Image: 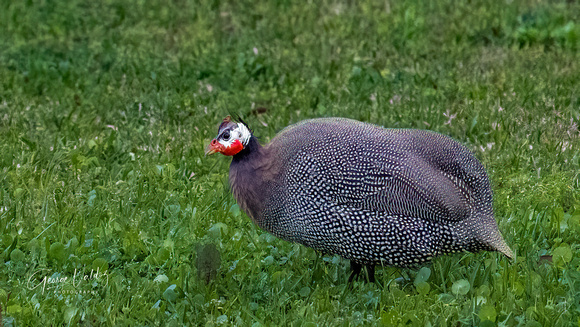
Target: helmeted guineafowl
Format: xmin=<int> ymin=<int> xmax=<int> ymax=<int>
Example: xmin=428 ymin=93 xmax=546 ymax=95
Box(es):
xmin=206 ymin=116 xmax=513 ymax=282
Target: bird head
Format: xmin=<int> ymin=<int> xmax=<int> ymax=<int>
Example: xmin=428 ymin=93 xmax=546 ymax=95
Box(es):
xmin=205 ymin=116 xmax=252 ymax=156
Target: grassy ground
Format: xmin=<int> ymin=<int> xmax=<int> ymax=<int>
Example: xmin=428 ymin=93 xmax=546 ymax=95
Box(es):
xmin=1 ymin=0 xmax=579 ymax=325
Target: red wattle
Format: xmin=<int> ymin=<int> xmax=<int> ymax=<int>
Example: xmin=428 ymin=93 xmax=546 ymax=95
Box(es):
xmin=222 ymin=140 xmax=244 ymax=156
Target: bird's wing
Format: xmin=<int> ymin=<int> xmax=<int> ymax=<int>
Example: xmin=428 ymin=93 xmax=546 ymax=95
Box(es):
xmin=277 ymin=119 xmax=489 ymax=224
xmin=326 ymin=152 xmax=476 ymax=223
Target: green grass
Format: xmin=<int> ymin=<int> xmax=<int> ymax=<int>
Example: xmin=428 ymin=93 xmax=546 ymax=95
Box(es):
xmin=1 ymin=0 xmax=579 ymax=325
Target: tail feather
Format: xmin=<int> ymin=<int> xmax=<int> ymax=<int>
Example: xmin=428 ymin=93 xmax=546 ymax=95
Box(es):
xmin=490 ymin=235 xmax=514 ymax=260
xmin=461 ymin=213 xmax=513 ymax=259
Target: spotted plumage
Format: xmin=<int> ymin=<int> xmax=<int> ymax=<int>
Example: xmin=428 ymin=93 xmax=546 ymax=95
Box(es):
xmin=207 ymin=117 xmax=513 ymax=281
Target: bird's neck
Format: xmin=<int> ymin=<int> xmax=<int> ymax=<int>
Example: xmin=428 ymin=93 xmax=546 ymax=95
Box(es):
xmin=229 ymin=136 xmax=273 ymax=226
xmin=232 ymin=135 xmax=262 ymax=162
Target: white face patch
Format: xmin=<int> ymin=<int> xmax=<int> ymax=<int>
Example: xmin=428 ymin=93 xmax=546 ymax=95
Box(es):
xmin=236 ymin=123 xmax=252 ymax=145
xmin=217 ymin=123 xmax=252 ymax=148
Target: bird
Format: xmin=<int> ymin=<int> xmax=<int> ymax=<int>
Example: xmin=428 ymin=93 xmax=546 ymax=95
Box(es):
xmin=206 ymin=116 xmax=513 ymax=282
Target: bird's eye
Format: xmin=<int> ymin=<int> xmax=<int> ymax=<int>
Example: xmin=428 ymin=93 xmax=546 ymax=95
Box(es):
xmin=222 ymin=131 xmax=231 ymax=140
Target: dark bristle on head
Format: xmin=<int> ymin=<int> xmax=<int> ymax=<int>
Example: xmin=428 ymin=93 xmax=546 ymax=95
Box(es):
xmin=233 ymin=114 xmax=252 ymax=133
xmin=236 ymin=114 xmax=253 ymax=132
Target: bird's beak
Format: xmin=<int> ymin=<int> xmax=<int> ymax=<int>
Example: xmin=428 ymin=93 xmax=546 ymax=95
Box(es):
xmin=205 ymin=139 xmax=220 ymax=156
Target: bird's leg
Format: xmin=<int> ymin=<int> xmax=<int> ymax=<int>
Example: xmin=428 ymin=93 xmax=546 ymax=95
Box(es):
xmin=348 ymin=262 xmax=376 ymax=283
xmin=366 ymin=265 xmax=376 ymax=283
xmin=348 ymin=261 xmax=363 ymax=283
